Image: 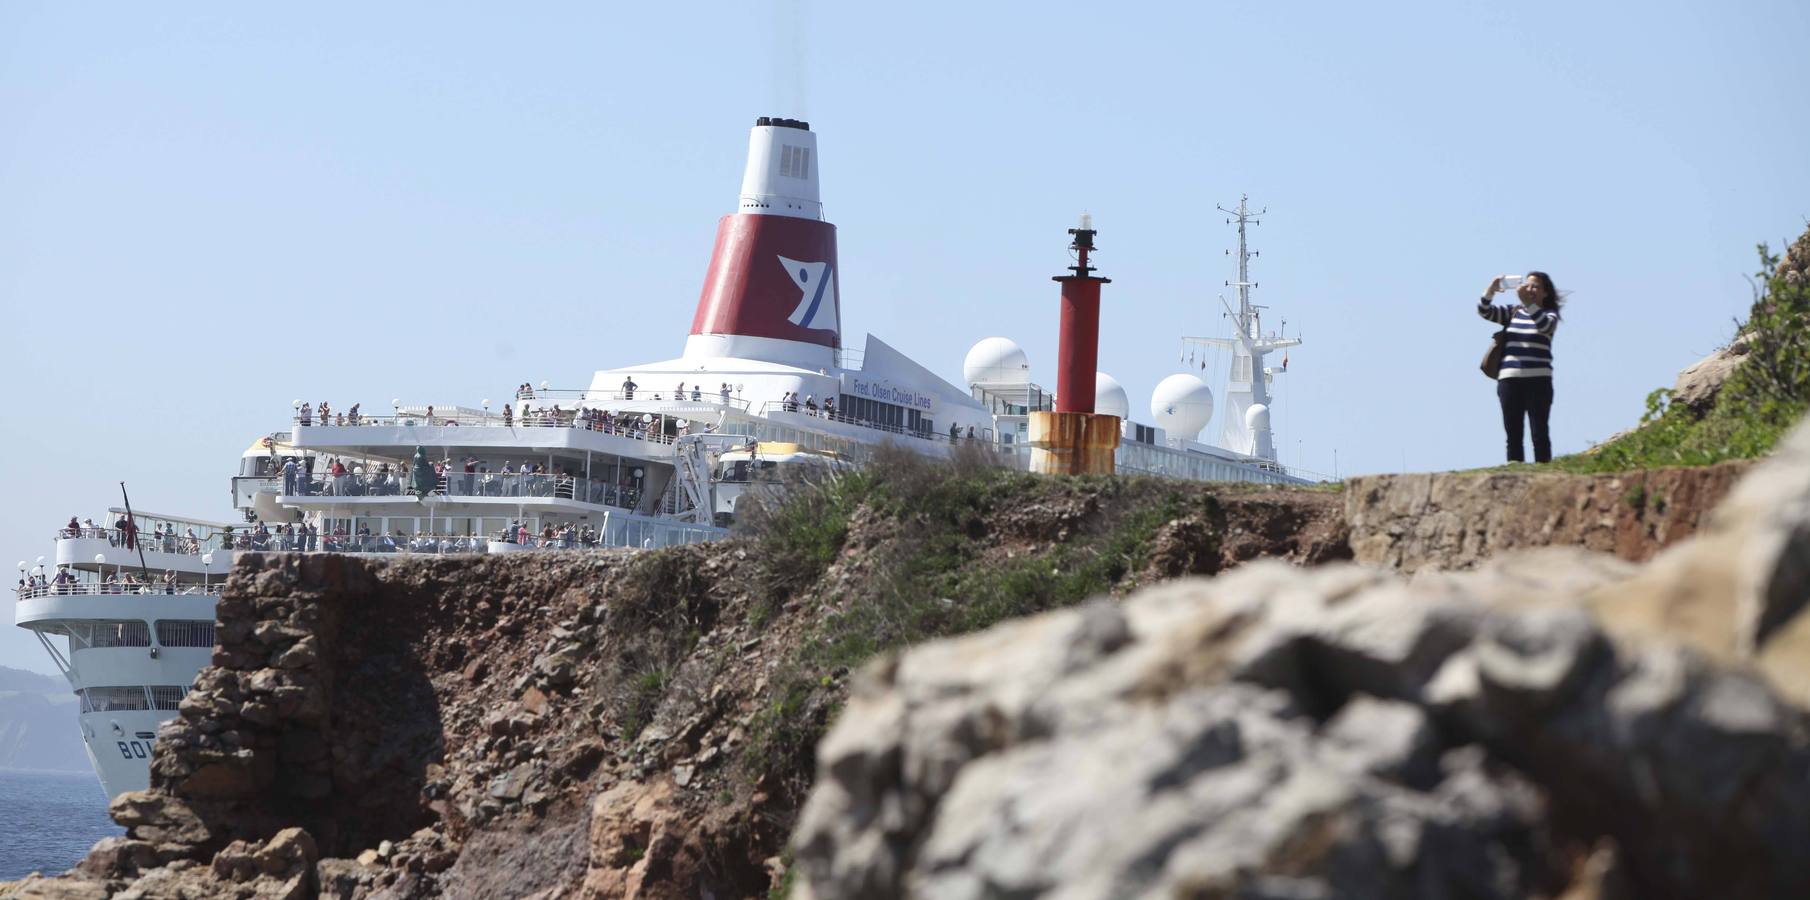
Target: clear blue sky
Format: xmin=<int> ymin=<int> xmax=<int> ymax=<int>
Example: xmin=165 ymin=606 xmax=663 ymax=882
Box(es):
xmin=3 ymin=2 xmax=1807 ymax=673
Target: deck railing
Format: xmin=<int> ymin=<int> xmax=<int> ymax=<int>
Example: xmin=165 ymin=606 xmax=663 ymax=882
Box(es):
xmin=755 ymin=401 xmax=988 ymax=445
xmin=15 ymin=583 xmax=224 ymax=601
xmin=271 ymin=469 xmax=648 ymax=510
xmin=291 ymin=392 xmax=752 ymax=429
xmin=54 ymin=527 xmax=238 ymax=556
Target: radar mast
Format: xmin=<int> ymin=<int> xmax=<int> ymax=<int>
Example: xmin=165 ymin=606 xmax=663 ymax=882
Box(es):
xmin=1180 ymin=195 xmax=1301 ymax=462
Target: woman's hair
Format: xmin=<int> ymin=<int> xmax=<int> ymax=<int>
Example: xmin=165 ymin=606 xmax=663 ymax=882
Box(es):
xmin=1528 ymin=271 xmax=1563 ymax=319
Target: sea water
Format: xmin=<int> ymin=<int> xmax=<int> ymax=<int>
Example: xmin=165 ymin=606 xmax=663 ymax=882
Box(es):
xmin=0 ymin=769 xmax=120 ymax=880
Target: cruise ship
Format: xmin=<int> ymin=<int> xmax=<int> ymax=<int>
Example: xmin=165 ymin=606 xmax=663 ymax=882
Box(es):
xmin=16 ymin=116 xmax=1315 ymax=800
xmin=15 ymin=510 xmax=231 ymax=798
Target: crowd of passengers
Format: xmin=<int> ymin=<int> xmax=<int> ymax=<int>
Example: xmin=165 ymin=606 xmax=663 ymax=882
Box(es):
xmin=294 ymin=401 xmax=364 ymax=426
xmin=276 ymin=456 xmax=643 ymax=507
xmin=492 ymin=520 xmax=608 ymax=549
xmin=16 ymin=565 xmax=194 ymax=599
xmin=59 ymin=516 xmax=210 ymax=554
xmin=205 ymin=520 xmax=610 ymax=553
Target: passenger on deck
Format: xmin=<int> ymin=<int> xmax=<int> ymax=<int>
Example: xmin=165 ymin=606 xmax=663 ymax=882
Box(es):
xmin=502 ymin=403 xmax=513 ymax=426
xmin=299 ymin=403 xmax=313 ymax=426
xmin=949 ymin=421 xmax=960 ymax=441
xmin=319 ymin=401 xmax=331 ymax=423
xmin=64 ymin=516 xmax=79 ymax=538
xmin=719 ymin=383 xmax=731 ymax=404
xmin=163 ymin=570 xmax=176 ymax=594
xmin=691 ymin=385 xmax=701 ymax=401
xmin=622 ymin=377 xmax=637 ymax=400
xmin=282 ymin=458 xmax=297 ymax=495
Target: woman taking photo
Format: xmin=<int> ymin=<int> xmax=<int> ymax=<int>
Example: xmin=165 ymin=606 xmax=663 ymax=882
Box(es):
xmin=1477 ymin=271 xmax=1561 ymax=463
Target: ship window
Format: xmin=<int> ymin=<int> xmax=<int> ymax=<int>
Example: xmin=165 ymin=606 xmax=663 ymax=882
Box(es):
xmin=149 ymin=686 xmax=186 ymax=711
xmin=67 ymin=620 xmax=152 ymax=649
xmin=156 ymin=620 xmax=216 ymax=648
xmin=84 ymin=686 xmax=149 ymax=711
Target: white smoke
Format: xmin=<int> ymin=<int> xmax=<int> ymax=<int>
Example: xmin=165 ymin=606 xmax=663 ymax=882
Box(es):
xmin=770 ymin=0 xmax=809 ymax=119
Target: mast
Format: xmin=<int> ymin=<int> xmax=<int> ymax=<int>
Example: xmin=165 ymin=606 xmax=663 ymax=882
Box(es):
xmin=1179 ymin=195 xmax=1301 ymax=462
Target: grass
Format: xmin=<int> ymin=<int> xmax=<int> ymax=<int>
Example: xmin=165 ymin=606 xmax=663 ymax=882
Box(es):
xmin=618 ymin=668 xmax=669 ymax=742
xmin=739 ymin=445 xmax=1211 ymax=792
xmin=1544 ymin=238 xmax=1809 ymax=474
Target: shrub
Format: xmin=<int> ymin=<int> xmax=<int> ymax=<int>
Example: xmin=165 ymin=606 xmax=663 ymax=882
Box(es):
xmin=1554 ymin=232 xmax=1810 ymax=473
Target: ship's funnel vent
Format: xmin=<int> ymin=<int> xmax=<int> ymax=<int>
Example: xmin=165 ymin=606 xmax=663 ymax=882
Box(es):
xmin=686 ymin=118 xmax=842 ymax=364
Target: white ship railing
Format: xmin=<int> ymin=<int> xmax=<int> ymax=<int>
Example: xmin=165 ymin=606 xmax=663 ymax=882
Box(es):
xmin=15 ymin=583 xmax=224 ymax=602
xmin=293 ymin=393 xmax=753 ymax=428
xmin=754 ymin=401 xmax=990 ymax=445
xmin=264 ymin=470 xmax=651 ymax=509
xmin=54 ymin=527 xmax=239 ymax=556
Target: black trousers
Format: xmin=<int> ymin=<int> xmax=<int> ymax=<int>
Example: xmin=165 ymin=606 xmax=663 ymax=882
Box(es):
xmin=1497 ymin=376 xmax=1554 ymax=463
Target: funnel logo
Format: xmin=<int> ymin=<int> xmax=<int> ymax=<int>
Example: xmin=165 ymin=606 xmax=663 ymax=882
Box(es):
xmin=778 ymin=255 xmax=837 ymax=331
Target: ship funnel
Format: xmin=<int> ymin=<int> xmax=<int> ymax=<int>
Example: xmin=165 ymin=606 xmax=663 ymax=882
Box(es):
xmin=739 ymin=118 xmax=821 ymax=219
xmin=686 ymin=117 xmax=842 ymax=369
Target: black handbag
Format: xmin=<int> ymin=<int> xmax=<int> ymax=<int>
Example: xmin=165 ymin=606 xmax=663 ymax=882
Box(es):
xmin=1480 ymin=329 xmax=1509 ymax=380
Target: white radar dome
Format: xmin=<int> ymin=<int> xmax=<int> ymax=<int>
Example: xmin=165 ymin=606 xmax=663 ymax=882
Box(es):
xmin=1151 ymin=373 xmax=1215 ymax=439
xmin=1094 ymin=372 xmax=1130 ymax=420
xmin=1245 ymin=403 xmax=1271 ymax=433
xmin=964 ymin=337 xmax=1030 ymax=386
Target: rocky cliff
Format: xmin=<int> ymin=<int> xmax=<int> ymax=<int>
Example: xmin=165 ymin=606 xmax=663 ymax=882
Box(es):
xmin=792 ymin=422 xmax=1810 ymax=899
xmin=3 ymin=473 xmax=1349 ymax=898
xmin=1344 ymin=462 xmax=1750 ymax=573
xmin=0 ymin=429 xmax=1788 ymax=898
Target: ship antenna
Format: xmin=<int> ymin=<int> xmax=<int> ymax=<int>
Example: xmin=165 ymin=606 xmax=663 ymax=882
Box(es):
xmin=1177 ymin=195 xmax=1304 ymax=465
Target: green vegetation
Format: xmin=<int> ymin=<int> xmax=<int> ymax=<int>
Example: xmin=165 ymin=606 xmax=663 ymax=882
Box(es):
xmin=739 ymin=444 xmax=1211 ymax=790
xmin=1551 ymin=237 xmax=1810 ymax=473
xmin=618 ymin=667 xmax=669 ymax=741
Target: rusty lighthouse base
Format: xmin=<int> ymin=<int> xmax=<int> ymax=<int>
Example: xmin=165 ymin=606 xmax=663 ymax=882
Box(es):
xmin=1027 ymin=411 xmax=1121 ymax=475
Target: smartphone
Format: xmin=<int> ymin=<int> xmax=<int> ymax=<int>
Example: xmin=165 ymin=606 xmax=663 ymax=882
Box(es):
xmin=1498 ymin=275 xmax=1524 ymax=292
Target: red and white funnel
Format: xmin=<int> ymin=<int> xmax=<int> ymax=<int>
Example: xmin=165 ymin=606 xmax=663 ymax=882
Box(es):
xmin=685 ymin=117 xmax=842 ymax=369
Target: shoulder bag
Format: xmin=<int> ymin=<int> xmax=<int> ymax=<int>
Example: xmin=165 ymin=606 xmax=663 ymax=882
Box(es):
xmin=1480 ymin=328 xmax=1510 ymax=380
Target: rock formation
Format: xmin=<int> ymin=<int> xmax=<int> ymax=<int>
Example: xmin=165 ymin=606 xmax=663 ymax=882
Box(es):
xmin=791 ymin=422 xmax=1810 ymax=899
xmin=1344 ymin=461 xmax=1748 ymax=573
xmin=0 ymin=422 xmax=1798 ymax=898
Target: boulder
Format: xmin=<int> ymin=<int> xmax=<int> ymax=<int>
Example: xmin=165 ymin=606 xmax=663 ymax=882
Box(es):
xmin=792 ymin=533 xmax=1810 ymax=899
xmin=1671 ymin=337 xmax=1749 ymax=413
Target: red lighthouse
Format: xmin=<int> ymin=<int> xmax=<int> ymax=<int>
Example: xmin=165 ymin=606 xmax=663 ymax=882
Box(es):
xmin=1030 ymin=216 xmax=1121 ymax=474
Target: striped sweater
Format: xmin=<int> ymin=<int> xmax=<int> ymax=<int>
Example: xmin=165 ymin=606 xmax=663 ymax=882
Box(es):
xmin=1478 ymin=299 xmax=1558 ymax=378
